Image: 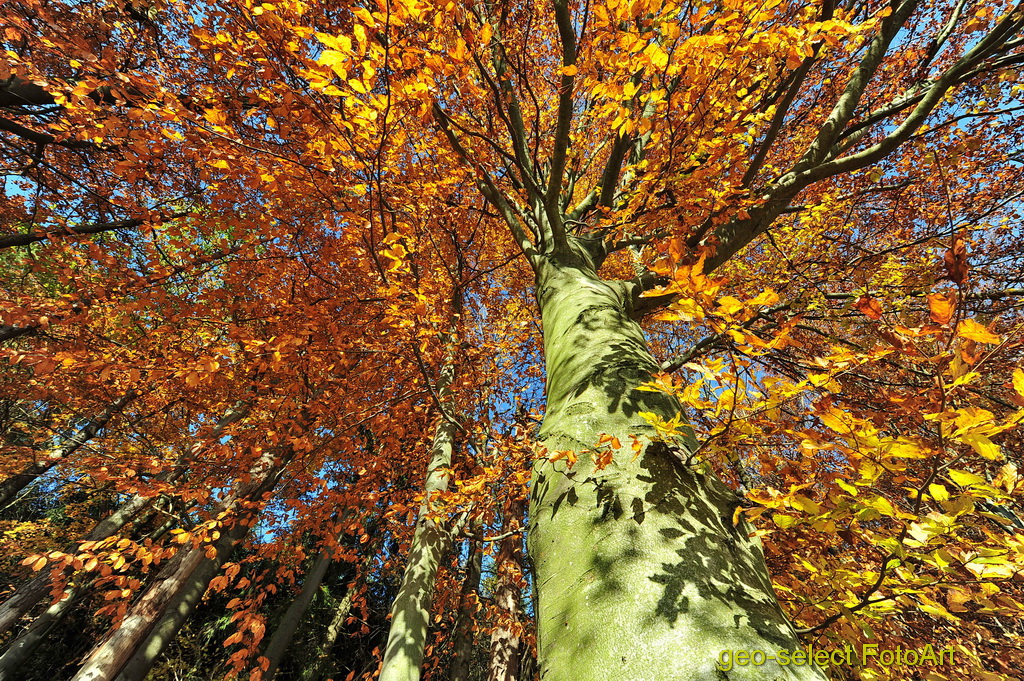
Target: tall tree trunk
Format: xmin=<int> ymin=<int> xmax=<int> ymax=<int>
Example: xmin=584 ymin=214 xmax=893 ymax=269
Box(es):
xmin=111 ymin=516 xmax=253 ymax=681
xmin=528 ymin=256 xmax=824 ymax=681
xmin=448 ymin=532 xmax=482 ymax=681
xmin=0 ymin=578 xmax=86 ymax=681
xmin=260 ymin=545 xmax=335 ymax=681
xmin=0 ymin=391 xmax=135 ymax=509
xmin=487 ymin=502 xmax=523 ymax=681
xmin=302 ymin=533 xmax=382 ymax=681
xmin=301 ymin=579 xmax=357 ymax=681
xmin=378 ymin=357 xmax=459 ymax=681
xmin=72 ymin=445 xmax=283 ymax=681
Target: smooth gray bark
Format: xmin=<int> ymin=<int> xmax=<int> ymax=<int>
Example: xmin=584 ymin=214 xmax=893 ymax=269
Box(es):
xmin=0 ymin=392 xmax=135 ymax=509
xmin=261 ymin=547 xmax=335 ymax=680
xmin=112 ymin=517 xmax=252 ymax=681
xmin=527 ymin=256 xmax=825 ymax=681
xmin=449 ymin=534 xmax=482 ymax=681
xmin=378 ymin=357 xmax=459 ymax=681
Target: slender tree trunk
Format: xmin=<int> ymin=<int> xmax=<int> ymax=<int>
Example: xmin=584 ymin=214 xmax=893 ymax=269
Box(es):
xmin=527 ymin=257 xmax=825 ymax=681
xmin=449 ymin=532 xmax=482 ymax=681
xmin=302 ymin=584 xmax=355 ymax=681
xmin=303 ymin=535 xmax=381 ymax=681
xmin=72 ymin=446 xmax=283 ymax=681
xmin=487 ymin=502 xmax=523 ymax=681
xmin=0 ymin=514 xmax=176 ymax=680
xmin=0 ymin=578 xmax=86 ymax=681
xmin=0 ymin=401 xmax=250 ymax=638
xmin=111 ymin=516 xmax=252 ymax=681
xmin=261 ymin=546 xmax=336 ymax=680
xmin=0 ymin=392 xmax=135 ymax=509
xmin=378 ymin=357 xmax=459 ymax=681
xmin=0 ymin=491 xmax=155 ymax=637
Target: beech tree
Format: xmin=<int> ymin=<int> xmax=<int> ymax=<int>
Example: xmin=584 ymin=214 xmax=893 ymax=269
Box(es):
xmin=3 ymin=0 xmax=1024 ymax=680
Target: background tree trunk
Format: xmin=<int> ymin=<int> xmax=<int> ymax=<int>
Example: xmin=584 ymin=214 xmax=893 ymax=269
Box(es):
xmin=0 ymin=400 xmax=249 ymax=638
xmin=112 ymin=516 xmax=253 ymax=681
xmin=0 ymin=511 xmax=176 ymax=680
xmin=378 ymin=357 xmax=459 ymax=681
xmin=301 ymin=578 xmax=358 ymax=681
xmin=449 ymin=532 xmax=482 ymax=681
xmin=261 ymin=545 xmax=336 ymax=680
xmin=487 ymin=501 xmax=523 ymax=681
xmin=72 ymin=445 xmax=283 ymax=681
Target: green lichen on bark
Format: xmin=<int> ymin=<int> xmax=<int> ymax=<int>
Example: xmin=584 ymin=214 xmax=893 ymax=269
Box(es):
xmin=528 ymin=257 xmax=825 ymax=681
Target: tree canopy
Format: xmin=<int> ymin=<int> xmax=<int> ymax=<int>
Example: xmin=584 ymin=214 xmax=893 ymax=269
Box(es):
xmin=2 ymin=0 xmax=1024 ymax=680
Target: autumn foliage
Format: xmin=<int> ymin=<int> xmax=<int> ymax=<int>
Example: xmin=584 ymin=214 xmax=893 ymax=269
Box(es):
xmin=2 ymin=0 xmax=1024 ymax=680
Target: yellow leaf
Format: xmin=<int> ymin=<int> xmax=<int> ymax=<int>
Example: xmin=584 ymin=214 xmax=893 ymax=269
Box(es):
xmin=863 ymin=495 xmax=896 ymax=517
xmin=957 ymin=318 xmax=1000 ymax=344
xmin=1012 ymin=367 xmax=1024 ymax=397
xmin=948 ymin=469 xmax=986 ymax=487
xmin=353 ymin=7 xmax=375 ymax=25
xmin=716 ymin=296 xmax=744 ymax=316
xmin=791 ymin=495 xmax=822 ymax=515
xmin=836 ymin=479 xmax=858 ymax=496
xmin=962 ymin=433 xmax=1003 ymax=460
xmin=316 ymin=33 xmax=352 ymax=53
xmin=549 ymin=449 xmax=578 ymax=467
xmin=318 ymin=49 xmax=349 ymax=78
xmin=747 ymin=288 xmax=779 ymax=307
xmin=928 ymin=483 xmax=949 ymax=501
xmin=643 ymin=42 xmax=669 ymax=69
xmin=667 ymin=298 xmax=704 ymax=321
xmin=773 ymin=515 xmax=798 ymax=528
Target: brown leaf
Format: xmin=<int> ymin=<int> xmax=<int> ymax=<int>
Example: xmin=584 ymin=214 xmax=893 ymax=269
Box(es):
xmin=942 ymin=235 xmax=969 ymax=286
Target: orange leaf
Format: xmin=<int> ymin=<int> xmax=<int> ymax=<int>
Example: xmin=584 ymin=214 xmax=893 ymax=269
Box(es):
xmin=927 ymin=292 xmax=955 ymax=325
xmin=854 ymin=296 xmax=883 ymax=320
xmin=942 ymin=236 xmax=969 ymax=286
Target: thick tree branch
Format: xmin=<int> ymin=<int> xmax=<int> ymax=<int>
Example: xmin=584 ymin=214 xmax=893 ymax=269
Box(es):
xmin=545 ymin=0 xmax=579 ymax=255
xmin=0 ymin=214 xmax=183 ymax=249
xmin=0 ymin=117 xmax=103 ymax=150
xmin=433 ymin=104 xmax=539 ymax=267
xmin=706 ymin=3 xmax=1024 ymax=273
xmin=787 ymin=0 xmax=921 ymax=177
